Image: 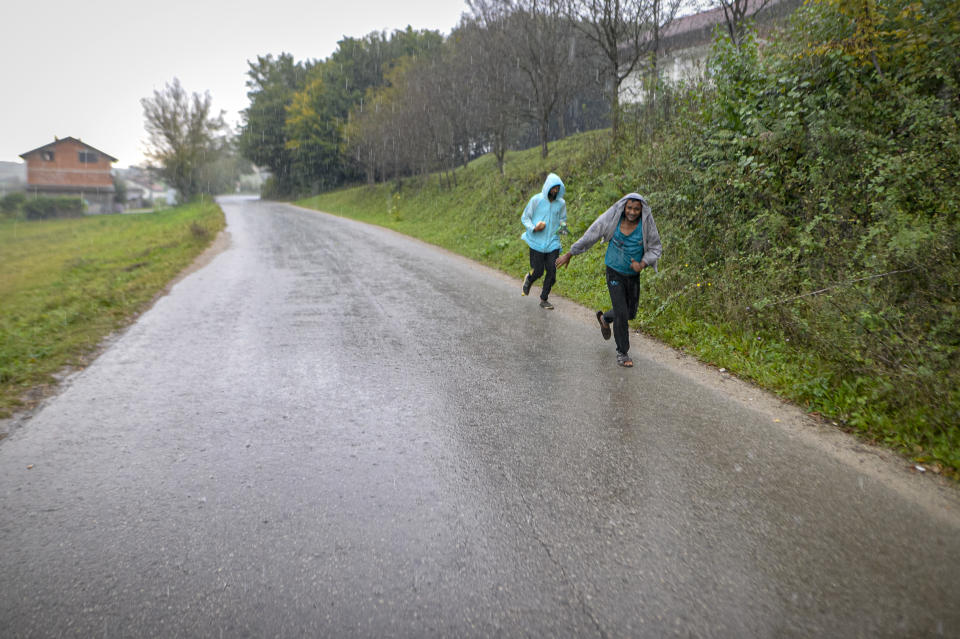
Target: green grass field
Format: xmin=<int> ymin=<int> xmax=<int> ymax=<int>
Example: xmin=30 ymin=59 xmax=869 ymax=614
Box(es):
xmin=0 ymin=199 xmax=225 ymax=418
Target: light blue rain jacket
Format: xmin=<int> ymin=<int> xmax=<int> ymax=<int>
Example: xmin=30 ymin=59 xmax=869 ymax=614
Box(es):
xmin=520 ymin=173 xmax=567 ymax=253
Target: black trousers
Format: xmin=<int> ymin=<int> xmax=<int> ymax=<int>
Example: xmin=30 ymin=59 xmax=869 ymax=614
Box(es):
xmin=602 ymin=266 xmax=640 ymax=355
xmin=528 ymin=248 xmax=559 ymax=300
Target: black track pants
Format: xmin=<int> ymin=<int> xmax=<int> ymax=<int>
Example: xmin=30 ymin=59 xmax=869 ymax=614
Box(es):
xmin=602 ymin=266 xmax=640 ymax=355
xmin=528 ymin=248 xmax=559 ymax=300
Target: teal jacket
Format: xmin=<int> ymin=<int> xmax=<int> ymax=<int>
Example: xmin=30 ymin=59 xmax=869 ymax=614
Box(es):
xmin=520 ymin=173 xmax=567 ymax=253
xmin=569 ymin=192 xmax=662 ymax=271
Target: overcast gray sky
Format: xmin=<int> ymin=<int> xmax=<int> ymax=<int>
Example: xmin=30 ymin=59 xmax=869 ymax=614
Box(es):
xmin=1 ymin=0 xmax=470 ymax=168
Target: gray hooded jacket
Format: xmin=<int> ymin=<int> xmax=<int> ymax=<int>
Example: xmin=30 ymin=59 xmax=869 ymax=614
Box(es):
xmin=569 ymin=193 xmax=662 ymax=270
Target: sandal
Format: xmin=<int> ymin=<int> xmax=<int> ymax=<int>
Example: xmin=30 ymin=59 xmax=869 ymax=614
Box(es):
xmin=616 ymin=352 xmax=633 ymax=368
xmin=596 ymin=311 xmax=611 ymax=340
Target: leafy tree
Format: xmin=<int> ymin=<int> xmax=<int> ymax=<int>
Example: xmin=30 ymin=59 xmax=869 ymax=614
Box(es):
xmin=345 ymin=58 xmax=431 ymax=185
xmin=709 ymin=0 xmax=772 ymax=48
xmin=244 ymin=30 xmax=444 ymax=196
xmin=469 ymin=0 xmax=582 ymax=158
xmin=450 ymin=17 xmax=523 ymax=174
xmin=322 ymin=28 xmax=445 ymax=116
xmin=284 ymin=71 xmax=349 ymax=193
xmin=141 ymin=78 xmax=227 ymax=203
xmin=567 ymin=0 xmax=683 ymax=139
xmin=238 ymin=54 xmax=310 ymax=195
xmin=0 ymin=192 xmax=26 ymax=218
xmin=197 ymin=137 xmax=254 ymax=195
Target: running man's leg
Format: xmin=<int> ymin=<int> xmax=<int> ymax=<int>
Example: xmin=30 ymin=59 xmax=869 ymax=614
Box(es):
xmin=540 ymin=249 xmax=560 ymax=300
xmin=605 ymin=267 xmax=631 ymax=355
xmin=624 ymin=272 xmax=641 ymax=321
xmin=528 ymin=248 xmax=547 ymax=282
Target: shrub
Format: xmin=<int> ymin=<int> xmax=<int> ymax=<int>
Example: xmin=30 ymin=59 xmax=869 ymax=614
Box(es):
xmin=22 ymin=197 xmax=87 ymax=220
xmin=0 ymin=192 xmax=26 ymax=217
xmin=619 ymin=0 xmax=960 ymax=466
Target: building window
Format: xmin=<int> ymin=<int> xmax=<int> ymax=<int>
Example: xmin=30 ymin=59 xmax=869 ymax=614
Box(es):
xmin=41 ymin=151 xmax=54 ymax=161
xmin=78 ymin=151 xmax=98 ymax=163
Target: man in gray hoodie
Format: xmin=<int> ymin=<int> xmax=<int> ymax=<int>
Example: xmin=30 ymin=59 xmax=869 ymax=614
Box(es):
xmin=555 ymin=193 xmax=662 ymax=367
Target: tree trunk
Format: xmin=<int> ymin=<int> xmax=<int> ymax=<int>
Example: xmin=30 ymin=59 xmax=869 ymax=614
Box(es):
xmin=611 ymin=88 xmax=621 ymax=140
xmin=494 ymin=128 xmax=506 ymax=176
xmin=539 ymin=119 xmax=549 ymax=159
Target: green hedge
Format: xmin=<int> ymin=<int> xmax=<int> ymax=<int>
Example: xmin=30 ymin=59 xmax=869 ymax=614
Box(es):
xmin=22 ymin=196 xmax=86 ymax=220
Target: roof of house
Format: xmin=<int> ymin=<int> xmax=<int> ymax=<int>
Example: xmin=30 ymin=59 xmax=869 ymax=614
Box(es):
xmin=665 ymin=6 xmax=728 ymax=39
xmin=19 ymin=136 xmax=118 ymax=162
xmin=667 ymin=0 xmax=790 ymax=36
xmin=656 ymin=0 xmax=800 ymax=51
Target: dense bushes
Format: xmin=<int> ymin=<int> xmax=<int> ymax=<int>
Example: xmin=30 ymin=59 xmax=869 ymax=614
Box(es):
xmin=0 ymin=192 xmax=26 ymax=218
xmin=22 ymin=197 xmax=87 ymax=220
xmin=639 ymin=0 xmax=959 ymax=466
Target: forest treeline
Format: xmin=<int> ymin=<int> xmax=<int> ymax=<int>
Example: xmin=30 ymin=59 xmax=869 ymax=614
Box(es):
xmin=297 ymin=0 xmax=960 ymax=472
xmin=236 ymin=0 xmax=698 ymax=196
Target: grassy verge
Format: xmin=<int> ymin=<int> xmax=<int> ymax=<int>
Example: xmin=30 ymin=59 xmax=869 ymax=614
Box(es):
xmin=0 ymin=199 xmax=225 ymax=418
xmin=297 ymin=129 xmax=958 ymax=477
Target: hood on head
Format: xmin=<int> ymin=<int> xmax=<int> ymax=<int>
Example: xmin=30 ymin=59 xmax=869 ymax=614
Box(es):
xmin=617 ymin=192 xmax=649 ymax=217
xmin=541 ymin=173 xmax=565 ymax=201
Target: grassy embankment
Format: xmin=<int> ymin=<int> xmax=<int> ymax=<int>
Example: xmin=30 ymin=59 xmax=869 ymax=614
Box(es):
xmin=297 ymin=124 xmax=958 ymax=475
xmin=0 ymin=199 xmax=225 ymax=418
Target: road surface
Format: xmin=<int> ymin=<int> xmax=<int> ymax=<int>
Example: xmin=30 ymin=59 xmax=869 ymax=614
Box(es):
xmin=1 ymin=196 xmax=958 ymax=637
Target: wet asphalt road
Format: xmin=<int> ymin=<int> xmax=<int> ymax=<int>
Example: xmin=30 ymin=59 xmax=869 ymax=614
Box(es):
xmin=1 ymin=196 xmax=959 ymax=638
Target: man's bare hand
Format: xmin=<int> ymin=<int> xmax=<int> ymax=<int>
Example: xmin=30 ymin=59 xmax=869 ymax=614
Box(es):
xmin=556 ymin=252 xmax=572 ymax=269
xmin=534 ymin=221 xmax=546 ymax=232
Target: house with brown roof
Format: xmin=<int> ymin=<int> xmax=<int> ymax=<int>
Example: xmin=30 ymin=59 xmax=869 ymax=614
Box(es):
xmin=19 ymin=137 xmax=117 ymax=214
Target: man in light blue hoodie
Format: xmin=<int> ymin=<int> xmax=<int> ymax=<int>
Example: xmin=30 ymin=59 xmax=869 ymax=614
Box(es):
xmin=520 ymin=173 xmax=568 ymax=309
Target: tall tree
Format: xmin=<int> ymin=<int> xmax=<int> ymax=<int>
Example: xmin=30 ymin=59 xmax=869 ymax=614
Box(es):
xmin=242 ymin=30 xmax=445 ymax=196
xmin=141 ymin=78 xmax=227 ymax=203
xmin=284 ymin=71 xmax=349 ymax=193
xmin=196 ymin=137 xmax=253 ymax=196
xmin=237 ymin=53 xmax=309 ymax=195
xmin=450 ymin=17 xmax=523 ymax=174
xmin=567 ymin=0 xmax=683 ymax=139
xmin=469 ymin=0 xmax=580 ymax=158
xmin=712 ymin=0 xmax=772 ymax=48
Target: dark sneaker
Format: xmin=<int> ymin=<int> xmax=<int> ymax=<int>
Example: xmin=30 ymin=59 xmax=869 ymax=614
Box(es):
xmin=616 ymin=351 xmax=634 ymax=368
xmin=539 ymin=299 xmax=554 ymax=310
xmin=522 ymin=272 xmax=533 ymax=296
xmin=596 ymin=311 xmax=611 ymax=340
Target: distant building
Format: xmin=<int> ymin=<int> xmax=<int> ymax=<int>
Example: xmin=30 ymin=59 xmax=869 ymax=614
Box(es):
xmin=620 ymin=0 xmax=803 ymax=103
xmin=116 ymin=165 xmax=177 ymax=208
xmin=19 ymin=137 xmax=117 ymax=214
xmin=122 ymin=180 xmax=148 ymax=209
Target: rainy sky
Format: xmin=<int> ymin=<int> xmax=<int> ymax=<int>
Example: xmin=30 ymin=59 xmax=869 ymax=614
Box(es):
xmin=0 ymin=0 xmax=470 ymax=168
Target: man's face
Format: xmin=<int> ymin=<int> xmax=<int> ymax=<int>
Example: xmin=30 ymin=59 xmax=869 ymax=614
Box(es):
xmin=624 ymin=199 xmax=642 ymax=222
xmin=548 ymin=185 xmax=560 ymax=201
